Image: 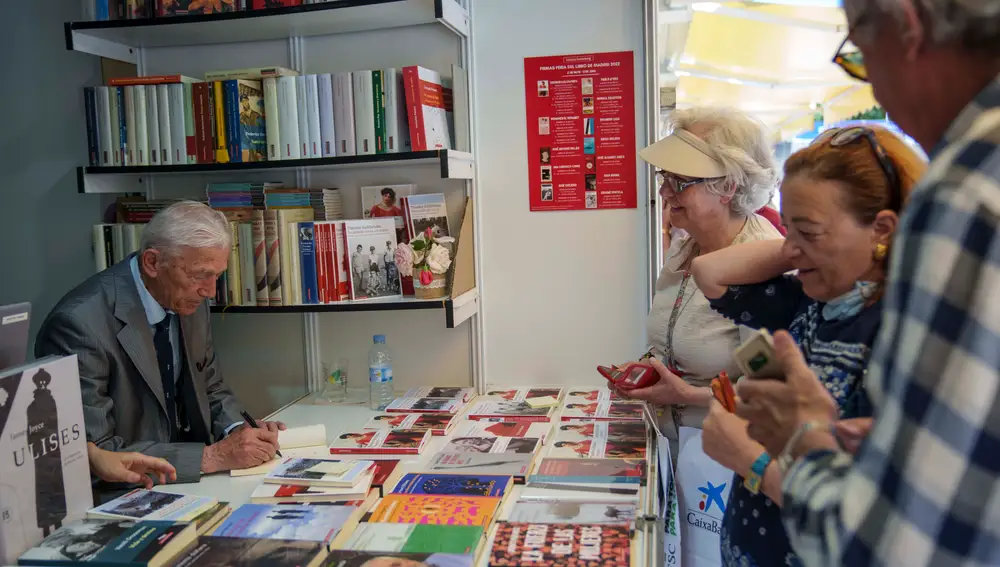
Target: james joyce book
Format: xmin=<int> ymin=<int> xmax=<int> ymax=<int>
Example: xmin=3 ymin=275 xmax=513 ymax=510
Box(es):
xmin=0 ymin=355 xmax=93 ymax=564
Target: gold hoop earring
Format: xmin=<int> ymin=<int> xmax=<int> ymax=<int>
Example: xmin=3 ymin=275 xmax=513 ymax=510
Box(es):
xmin=874 ymin=243 xmax=888 ymax=261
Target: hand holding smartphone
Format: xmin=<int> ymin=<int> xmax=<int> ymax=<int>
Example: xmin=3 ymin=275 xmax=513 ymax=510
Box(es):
xmin=733 ymin=328 xmax=783 ymax=380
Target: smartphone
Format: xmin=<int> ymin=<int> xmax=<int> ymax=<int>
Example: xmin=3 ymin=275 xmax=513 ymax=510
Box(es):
xmin=597 ymin=364 xmax=658 ymax=390
xmin=733 ymin=328 xmax=784 ymax=380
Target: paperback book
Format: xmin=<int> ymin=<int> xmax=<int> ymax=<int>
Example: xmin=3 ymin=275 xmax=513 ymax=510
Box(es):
xmin=344 ymin=218 xmax=401 ymax=301
xmin=506 ymin=500 xmax=637 ymax=525
xmin=88 ymin=489 xmax=218 ymax=523
xmin=465 ymin=401 xmax=553 ymax=423
xmin=367 ymin=494 xmax=500 ymax=526
xmin=549 ymin=422 xmax=647 ymax=459
xmin=441 ymin=436 xmax=541 ymax=455
xmin=391 ymin=473 xmax=512 ymax=498
xmin=250 ymin=483 xmax=371 ymax=505
xmin=263 ymin=457 xmax=375 ymax=487
xmin=529 ymin=459 xmax=646 ymax=485
xmin=424 ymin=453 xmax=534 ymax=481
xmin=559 ymin=400 xmax=646 ymax=421
xmin=488 ymin=522 xmax=631 ymax=567
xmin=328 ymin=429 xmax=430 ymax=456
xmin=362 ymin=413 xmax=458 ymax=436
xmin=484 ymin=387 xmax=563 ymax=402
xmin=324 ymin=550 xmax=473 ymax=567
xmin=17 ymin=519 xmax=197 ymax=566
xmin=212 ymin=503 xmax=360 ymax=544
xmin=402 ymin=386 xmax=476 ymax=403
xmin=451 ymin=421 xmax=553 ymax=443
xmin=562 ymin=388 xmax=624 ymax=405
xmin=342 ymin=523 xmax=483 ymax=555
xmin=168 ymin=536 xmax=326 ymax=567
xmin=384 ymin=397 xmax=462 ymax=414
xmin=0 ymin=355 xmax=93 ymax=564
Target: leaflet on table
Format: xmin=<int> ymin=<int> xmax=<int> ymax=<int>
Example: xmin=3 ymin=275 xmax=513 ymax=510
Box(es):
xmin=88 ymin=489 xmax=218 ymax=522
xmin=559 ymin=399 xmax=646 ymax=421
xmin=549 ymin=422 xmax=648 ymax=459
xmin=362 ymin=412 xmax=458 ymax=436
xmin=329 ymin=428 xmax=431 ymax=455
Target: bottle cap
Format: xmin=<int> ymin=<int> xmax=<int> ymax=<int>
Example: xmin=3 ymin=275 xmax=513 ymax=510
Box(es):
xmin=374 ymin=335 xmax=386 ymax=344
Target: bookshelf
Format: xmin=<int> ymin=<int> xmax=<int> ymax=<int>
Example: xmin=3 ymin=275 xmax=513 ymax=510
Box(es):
xmin=66 ymin=0 xmax=483 ymax=404
xmin=66 ymin=0 xmax=469 ymax=63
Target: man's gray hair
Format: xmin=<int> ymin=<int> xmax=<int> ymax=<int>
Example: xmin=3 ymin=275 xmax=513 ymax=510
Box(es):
xmin=140 ymin=200 xmax=232 ymax=256
xmin=868 ymin=0 xmax=1000 ymax=53
xmin=667 ymin=107 xmax=779 ymax=216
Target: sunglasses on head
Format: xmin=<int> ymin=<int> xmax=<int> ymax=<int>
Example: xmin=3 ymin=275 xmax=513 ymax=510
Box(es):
xmin=813 ymin=126 xmax=902 ymax=212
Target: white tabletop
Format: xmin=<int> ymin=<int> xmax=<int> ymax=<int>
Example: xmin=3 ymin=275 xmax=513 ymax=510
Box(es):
xmin=156 ymin=393 xmax=662 ymax=564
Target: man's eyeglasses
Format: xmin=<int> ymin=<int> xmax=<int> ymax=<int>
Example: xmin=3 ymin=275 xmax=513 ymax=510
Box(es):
xmin=813 ymin=127 xmax=902 ymax=212
xmin=832 ymin=37 xmax=867 ymax=82
xmin=656 ymin=170 xmax=716 ymax=193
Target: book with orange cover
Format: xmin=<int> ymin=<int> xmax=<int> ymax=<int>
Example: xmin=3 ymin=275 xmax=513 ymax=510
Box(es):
xmin=367 ymin=494 xmax=500 ymax=526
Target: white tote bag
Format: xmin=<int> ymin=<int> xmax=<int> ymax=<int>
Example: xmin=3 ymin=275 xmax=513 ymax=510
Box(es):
xmin=658 ymin=434 xmax=682 ymax=567
xmin=675 ymin=426 xmax=733 ymax=567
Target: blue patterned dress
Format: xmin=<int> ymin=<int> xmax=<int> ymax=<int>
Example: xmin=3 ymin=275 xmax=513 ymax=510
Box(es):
xmin=707 ymin=276 xmax=878 ymax=567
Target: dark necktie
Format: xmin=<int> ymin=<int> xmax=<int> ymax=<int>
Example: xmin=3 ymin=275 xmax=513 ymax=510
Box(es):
xmin=153 ymin=315 xmax=177 ymax=435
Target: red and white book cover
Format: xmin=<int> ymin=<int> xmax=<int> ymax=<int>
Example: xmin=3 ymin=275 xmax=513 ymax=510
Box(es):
xmin=363 ymin=413 xmax=459 ymax=436
xmin=385 ymin=397 xmax=462 ymax=414
xmin=559 ymin=400 xmax=646 ymax=422
xmin=404 ymin=386 xmax=475 ymax=403
xmin=402 ymin=66 xmax=452 ymax=151
xmin=329 ymin=428 xmax=430 ymax=456
xmin=484 ymin=387 xmax=564 ymax=403
xmin=466 ymin=401 xmax=554 ymax=423
xmin=451 ymin=420 xmax=553 ymax=443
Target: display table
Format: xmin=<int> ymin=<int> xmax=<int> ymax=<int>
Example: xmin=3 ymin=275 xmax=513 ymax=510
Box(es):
xmin=156 ymin=393 xmax=663 ymax=565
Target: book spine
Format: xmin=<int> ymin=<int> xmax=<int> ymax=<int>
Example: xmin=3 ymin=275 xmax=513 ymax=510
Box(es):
xmin=402 ymin=67 xmax=426 ymax=151
xmin=334 ymin=221 xmax=349 ymax=300
xmin=251 ymin=210 xmax=268 ymax=306
xmin=97 ymin=87 xmax=113 ymax=166
xmin=156 ymin=83 xmax=172 ymax=165
xmin=169 ymin=83 xmax=186 ymax=164
xmin=305 ymin=74 xmax=322 ymax=159
xmin=277 ymin=76 xmax=300 ymax=160
xmin=295 ymin=75 xmax=309 ymax=158
xmin=382 ymin=68 xmax=398 ymax=153
xmin=145 ymin=84 xmax=161 ymax=165
xmin=332 ymin=72 xmax=356 ymax=156
xmin=212 ymin=81 xmax=230 ymax=163
xmin=264 ymin=210 xmax=283 ymax=305
xmin=299 ymin=222 xmax=319 ymax=304
xmin=83 ymin=87 xmax=99 ymax=166
xmin=239 ymin=223 xmax=257 ymax=305
xmin=326 ymin=220 xmax=338 ymax=301
xmin=134 ymin=85 xmax=149 ymax=165
xmin=285 ymin=222 xmax=300 ymax=304
xmin=315 ymin=222 xmax=328 ymax=304
xmin=225 ymin=80 xmax=241 ymax=163
xmin=116 ymin=87 xmax=128 ymax=166
xmin=395 ymin=70 xmax=412 ymax=152
xmin=372 ymin=70 xmax=385 ymax=154
xmin=227 ymin=221 xmax=241 ymax=305
xmin=352 ymin=70 xmax=375 ymax=155
xmin=183 ymin=82 xmax=197 ymax=163
xmin=108 ymin=86 xmax=123 ymax=166
xmin=317 ymin=73 xmax=336 ymax=157
xmin=263 ymin=77 xmax=280 ymax=161
xmin=123 ymin=86 xmax=137 ymax=165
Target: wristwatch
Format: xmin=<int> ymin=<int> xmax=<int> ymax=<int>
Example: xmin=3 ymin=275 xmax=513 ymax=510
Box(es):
xmin=743 ymin=452 xmax=771 ymax=494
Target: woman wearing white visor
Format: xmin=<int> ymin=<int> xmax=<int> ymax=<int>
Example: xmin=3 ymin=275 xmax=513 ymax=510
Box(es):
xmin=617 ymin=107 xmax=785 ymax=458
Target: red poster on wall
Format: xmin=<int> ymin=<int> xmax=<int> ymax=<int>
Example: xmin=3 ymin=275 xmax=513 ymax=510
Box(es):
xmin=524 ymin=51 xmax=637 ymax=212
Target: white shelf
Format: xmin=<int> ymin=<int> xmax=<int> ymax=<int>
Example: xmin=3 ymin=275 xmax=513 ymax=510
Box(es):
xmin=66 ymin=0 xmax=469 ymax=63
xmin=211 ymin=287 xmax=479 ymax=329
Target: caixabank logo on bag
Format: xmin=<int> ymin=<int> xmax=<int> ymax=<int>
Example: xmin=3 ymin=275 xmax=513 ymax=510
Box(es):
xmin=687 ymin=479 xmax=727 ymax=534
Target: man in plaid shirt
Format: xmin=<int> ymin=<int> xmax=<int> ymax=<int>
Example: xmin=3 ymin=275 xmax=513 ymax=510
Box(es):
xmin=735 ymin=1 xmax=1000 ymax=566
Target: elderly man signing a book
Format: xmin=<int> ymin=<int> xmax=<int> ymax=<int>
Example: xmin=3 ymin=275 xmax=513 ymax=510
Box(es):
xmin=36 ymin=201 xmax=284 ymax=487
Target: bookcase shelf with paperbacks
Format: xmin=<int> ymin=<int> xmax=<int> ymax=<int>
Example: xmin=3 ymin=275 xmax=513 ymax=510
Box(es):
xmin=64 ymin=0 xmax=484 ymax=405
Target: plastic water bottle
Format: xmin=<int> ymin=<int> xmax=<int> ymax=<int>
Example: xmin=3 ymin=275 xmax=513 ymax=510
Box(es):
xmin=368 ymin=335 xmax=394 ymax=411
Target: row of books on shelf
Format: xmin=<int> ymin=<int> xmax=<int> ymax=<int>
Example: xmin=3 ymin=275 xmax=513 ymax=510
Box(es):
xmin=92 ymin=0 xmax=354 ymax=22
xmin=15 ymin=384 xmax=644 ymax=566
xmin=84 ymin=64 xmax=454 ymax=168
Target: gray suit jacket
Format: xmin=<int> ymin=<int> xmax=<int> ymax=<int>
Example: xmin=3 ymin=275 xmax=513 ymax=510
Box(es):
xmin=35 ymin=258 xmax=244 ymax=483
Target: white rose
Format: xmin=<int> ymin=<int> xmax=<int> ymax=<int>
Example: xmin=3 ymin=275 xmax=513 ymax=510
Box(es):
xmin=426 ymin=243 xmax=452 ymax=275
xmin=412 ymin=247 xmax=426 ymax=265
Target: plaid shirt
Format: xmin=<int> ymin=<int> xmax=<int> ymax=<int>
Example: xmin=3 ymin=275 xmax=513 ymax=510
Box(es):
xmin=781 ymin=76 xmax=1000 ymax=567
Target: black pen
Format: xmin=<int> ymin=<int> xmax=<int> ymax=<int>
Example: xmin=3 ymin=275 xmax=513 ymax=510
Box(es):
xmin=240 ymin=410 xmax=282 ymax=457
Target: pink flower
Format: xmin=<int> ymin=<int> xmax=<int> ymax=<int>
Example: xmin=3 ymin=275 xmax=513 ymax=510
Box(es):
xmin=424 ymin=227 xmax=434 ymax=239
xmin=419 ymin=269 xmax=433 ymax=285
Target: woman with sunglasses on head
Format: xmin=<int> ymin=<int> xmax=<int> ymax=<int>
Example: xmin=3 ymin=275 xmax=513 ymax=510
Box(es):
xmin=617 ymin=107 xmax=785 ymax=459
xmin=690 ymin=125 xmax=927 ymax=567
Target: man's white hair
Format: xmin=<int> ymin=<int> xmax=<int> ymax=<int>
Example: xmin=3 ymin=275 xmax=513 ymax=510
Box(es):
xmin=666 ymin=107 xmax=779 ymax=216
xmin=865 ymin=0 xmax=1000 ymax=52
xmin=140 ymin=200 xmax=232 ymax=256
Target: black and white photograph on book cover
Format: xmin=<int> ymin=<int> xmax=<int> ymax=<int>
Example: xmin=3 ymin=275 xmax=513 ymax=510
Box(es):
xmin=101 ymin=491 xmax=182 ymax=519
xmin=18 ymin=520 xmax=135 ymax=562
xmin=345 ymin=219 xmax=401 ymax=300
